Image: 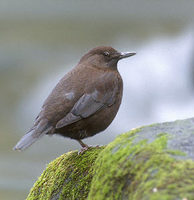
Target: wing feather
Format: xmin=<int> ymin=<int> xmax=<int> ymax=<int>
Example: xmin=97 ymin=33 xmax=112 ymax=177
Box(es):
xmin=56 ymin=73 xmax=119 ymax=129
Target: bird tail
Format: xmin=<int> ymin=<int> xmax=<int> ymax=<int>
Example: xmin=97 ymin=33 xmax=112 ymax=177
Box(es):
xmin=13 ymin=122 xmax=53 ymax=151
xmin=13 ymin=129 xmax=44 ymax=151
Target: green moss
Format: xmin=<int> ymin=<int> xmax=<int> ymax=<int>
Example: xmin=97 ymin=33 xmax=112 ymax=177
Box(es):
xmin=26 ymin=147 xmax=104 ymax=200
xmin=26 ymin=120 xmax=194 ymax=200
xmin=88 ymin=129 xmax=194 ymax=200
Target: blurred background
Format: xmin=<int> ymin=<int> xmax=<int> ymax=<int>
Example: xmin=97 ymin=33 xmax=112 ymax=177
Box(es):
xmin=0 ymin=0 xmax=194 ymax=199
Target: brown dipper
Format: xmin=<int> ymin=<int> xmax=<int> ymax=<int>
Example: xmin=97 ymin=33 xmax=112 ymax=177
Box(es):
xmin=14 ymin=46 xmax=136 ymax=151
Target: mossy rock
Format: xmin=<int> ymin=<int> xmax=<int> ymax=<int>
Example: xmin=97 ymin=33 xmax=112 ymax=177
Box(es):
xmin=26 ymin=147 xmax=104 ymax=200
xmin=27 ymin=118 xmax=194 ymax=200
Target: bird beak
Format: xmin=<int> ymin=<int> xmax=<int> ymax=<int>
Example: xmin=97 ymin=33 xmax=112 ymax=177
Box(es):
xmin=119 ymin=52 xmax=136 ymax=59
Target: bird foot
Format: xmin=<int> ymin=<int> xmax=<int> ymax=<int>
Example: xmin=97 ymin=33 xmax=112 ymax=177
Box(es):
xmin=78 ymin=145 xmax=104 ymax=155
xmin=78 ymin=146 xmax=91 ymax=155
xmin=77 ymin=140 xmax=103 ymax=155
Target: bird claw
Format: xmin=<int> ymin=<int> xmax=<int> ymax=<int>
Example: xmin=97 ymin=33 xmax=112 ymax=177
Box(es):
xmin=77 ymin=145 xmax=103 ymax=155
xmin=78 ymin=146 xmax=91 ymax=155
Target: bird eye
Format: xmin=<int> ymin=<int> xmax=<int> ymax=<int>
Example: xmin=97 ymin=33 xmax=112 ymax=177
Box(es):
xmin=104 ymin=51 xmax=110 ymax=56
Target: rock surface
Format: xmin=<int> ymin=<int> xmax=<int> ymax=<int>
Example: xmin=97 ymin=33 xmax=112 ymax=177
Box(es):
xmin=27 ymin=118 xmax=194 ymax=200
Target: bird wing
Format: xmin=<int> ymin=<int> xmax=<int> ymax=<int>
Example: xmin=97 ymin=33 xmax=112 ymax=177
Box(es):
xmin=56 ymin=75 xmax=118 ymax=129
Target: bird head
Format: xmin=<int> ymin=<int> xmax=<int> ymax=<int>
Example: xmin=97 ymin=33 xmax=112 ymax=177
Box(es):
xmin=79 ymin=46 xmax=136 ymax=69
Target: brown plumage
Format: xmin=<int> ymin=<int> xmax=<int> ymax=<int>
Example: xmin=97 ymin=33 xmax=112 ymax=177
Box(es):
xmin=14 ymin=46 xmax=136 ymax=151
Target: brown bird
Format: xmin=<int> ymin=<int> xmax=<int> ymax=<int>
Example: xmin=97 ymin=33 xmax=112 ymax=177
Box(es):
xmin=14 ymin=46 xmax=136 ymax=151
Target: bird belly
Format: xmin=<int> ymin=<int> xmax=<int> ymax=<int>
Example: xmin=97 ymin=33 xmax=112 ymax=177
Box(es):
xmin=56 ymin=99 xmax=121 ymax=140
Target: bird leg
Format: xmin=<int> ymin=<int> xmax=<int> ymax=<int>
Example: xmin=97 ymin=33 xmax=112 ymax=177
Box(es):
xmin=77 ymin=139 xmax=89 ymax=148
xmin=77 ymin=139 xmax=90 ymax=154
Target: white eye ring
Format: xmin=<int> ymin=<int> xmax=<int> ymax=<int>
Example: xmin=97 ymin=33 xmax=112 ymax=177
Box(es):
xmin=104 ymin=51 xmax=110 ymax=56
